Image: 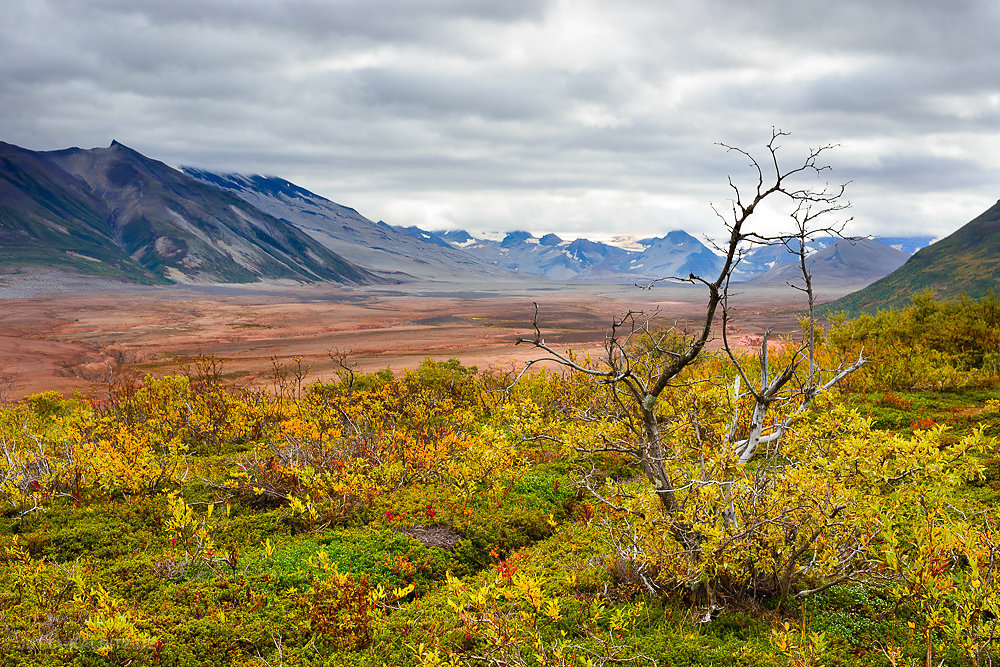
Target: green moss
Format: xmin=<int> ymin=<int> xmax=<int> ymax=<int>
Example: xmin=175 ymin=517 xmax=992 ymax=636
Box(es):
xmin=16 ymin=498 xmax=163 ymax=561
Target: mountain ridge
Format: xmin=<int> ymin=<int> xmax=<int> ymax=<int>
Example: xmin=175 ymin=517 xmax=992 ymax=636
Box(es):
xmin=182 ymin=168 xmax=519 ymax=282
xmin=0 ymin=141 xmax=379 ymax=285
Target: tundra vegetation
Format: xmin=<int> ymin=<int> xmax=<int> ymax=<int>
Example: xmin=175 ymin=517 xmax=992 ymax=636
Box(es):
xmin=1 ymin=136 xmax=999 ymax=666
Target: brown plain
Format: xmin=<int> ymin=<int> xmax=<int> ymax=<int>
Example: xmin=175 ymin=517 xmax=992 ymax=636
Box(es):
xmin=0 ymin=278 xmax=854 ymax=401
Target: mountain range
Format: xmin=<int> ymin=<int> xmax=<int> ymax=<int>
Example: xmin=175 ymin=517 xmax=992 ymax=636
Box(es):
xmin=0 ymin=141 xmax=943 ymax=293
xmin=419 ymin=228 xmax=928 ymax=285
xmin=423 ymin=228 xmax=725 ymax=280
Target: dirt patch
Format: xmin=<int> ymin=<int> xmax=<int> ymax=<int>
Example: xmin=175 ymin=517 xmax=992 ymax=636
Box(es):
xmin=395 ymin=525 xmax=463 ymax=551
xmin=949 ymin=405 xmax=988 ymax=416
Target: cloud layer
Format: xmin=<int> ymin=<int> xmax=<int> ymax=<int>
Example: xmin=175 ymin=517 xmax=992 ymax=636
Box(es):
xmin=4 ymin=0 xmax=999 ymax=241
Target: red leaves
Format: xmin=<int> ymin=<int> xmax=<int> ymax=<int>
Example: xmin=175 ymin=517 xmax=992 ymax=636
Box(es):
xmin=494 ymin=559 xmax=518 ymax=579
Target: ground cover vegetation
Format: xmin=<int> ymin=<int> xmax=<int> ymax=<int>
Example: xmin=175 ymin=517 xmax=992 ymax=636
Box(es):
xmin=2 ymin=135 xmax=998 ymax=666
xmin=0 ymin=295 xmax=997 ymax=667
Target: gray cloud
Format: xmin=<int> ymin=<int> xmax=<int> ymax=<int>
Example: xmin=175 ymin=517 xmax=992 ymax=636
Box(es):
xmin=3 ymin=0 xmax=1000 ymax=241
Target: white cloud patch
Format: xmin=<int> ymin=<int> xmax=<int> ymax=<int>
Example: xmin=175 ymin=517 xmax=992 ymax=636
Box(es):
xmin=3 ymin=0 xmax=1000 ymax=241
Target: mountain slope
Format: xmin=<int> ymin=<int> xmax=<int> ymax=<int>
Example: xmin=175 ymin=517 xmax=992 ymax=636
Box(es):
xmin=826 ymin=201 xmax=1000 ymax=313
xmin=0 ymin=142 xmax=159 ymax=282
xmin=732 ymin=236 xmax=930 ymax=280
xmin=750 ymin=238 xmax=910 ymax=287
xmin=0 ymin=141 xmax=377 ymax=284
xmin=182 ymin=169 xmax=514 ymax=281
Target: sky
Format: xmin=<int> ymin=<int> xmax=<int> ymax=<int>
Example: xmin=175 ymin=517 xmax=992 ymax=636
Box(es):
xmin=3 ymin=0 xmax=1000 ymax=243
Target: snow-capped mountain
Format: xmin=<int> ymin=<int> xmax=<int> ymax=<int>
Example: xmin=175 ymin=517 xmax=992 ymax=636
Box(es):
xmin=421 ymin=228 xmax=723 ymax=280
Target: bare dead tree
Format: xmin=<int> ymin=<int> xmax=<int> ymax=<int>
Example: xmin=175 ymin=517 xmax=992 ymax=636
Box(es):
xmin=514 ymin=129 xmax=868 ymax=608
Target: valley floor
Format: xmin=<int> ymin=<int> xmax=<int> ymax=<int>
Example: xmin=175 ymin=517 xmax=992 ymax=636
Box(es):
xmin=0 ymin=272 xmax=855 ymax=401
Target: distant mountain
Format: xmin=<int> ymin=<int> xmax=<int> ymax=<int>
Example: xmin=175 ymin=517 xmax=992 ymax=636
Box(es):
xmin=826 ymin=201 xmax=1000 ymax=313
xmin=0 ymin=141 xmax=377 ymax=285
xmin=733 ymin=238 xmax=837 ymax=279
xmin=433 ymin=230 xmax=598 ymax=280
xmin=876 ymin=236 xmax=935 ymax=254
xmin=426 ymin=228 xmax=924 ymax=284
xmin=182 ymin=169 xmax=514 ymax=282
xmin=428 ymin=228 xmax=723 ymax=280
xmin=749 ymin=238 xmax=910 ymax=286
xmin=631 ymin=230 xmax=723 ymax=278
xmin=732 ymin=235 xmax=930 ymax=281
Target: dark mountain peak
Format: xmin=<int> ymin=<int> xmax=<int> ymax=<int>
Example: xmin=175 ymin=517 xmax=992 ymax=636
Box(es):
xmin=106 ymin=140 xmax=145 ymax=159
xmin=501 ymin=231 xmax=534 ymax=247
xmin=642 ymin=232 xmax=692 ymax=249
xmin=565 ymin=237 xmax=603 ymax=250
xmin=48 ymin=141 xmax=176 ymax=184
xmin=437 ymin=229 xmax=475 ymax=244
xmin=539 ymin=233 xmax=563 ymax=246
xmin=500 ymin=231 xmax=535 ymax=248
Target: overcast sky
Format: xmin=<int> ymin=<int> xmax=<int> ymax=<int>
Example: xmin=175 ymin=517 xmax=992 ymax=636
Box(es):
xmin=3 ymin=0 xmax=1000 ymax=242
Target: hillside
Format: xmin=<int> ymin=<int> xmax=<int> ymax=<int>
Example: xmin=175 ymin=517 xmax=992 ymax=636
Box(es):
xmin=0 ymin=142 xmax=155 ymax=283
xmin=182 ymin=169 xmax=514 ymax=282
xmin=0 ymin=141 xmax=378 ymax=285
xmin=827 ymin=200 xmax=1000 ymax=313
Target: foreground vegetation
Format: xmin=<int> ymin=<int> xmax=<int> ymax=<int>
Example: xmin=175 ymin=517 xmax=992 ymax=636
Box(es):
xmin=0 ymin=292 xmax=998 ymax=666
